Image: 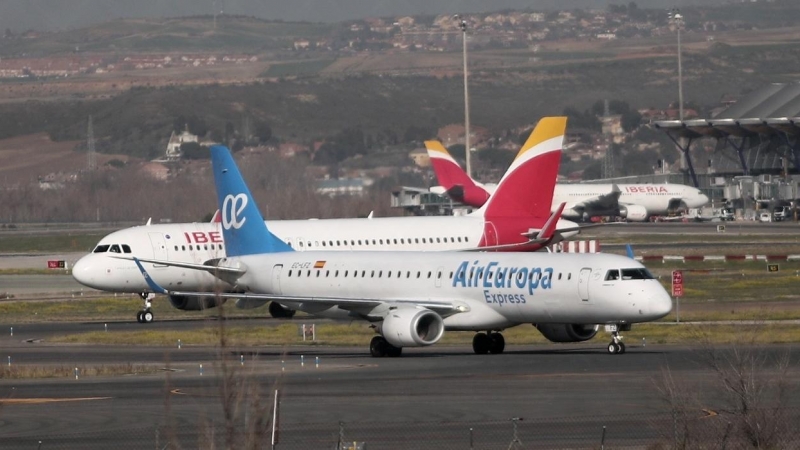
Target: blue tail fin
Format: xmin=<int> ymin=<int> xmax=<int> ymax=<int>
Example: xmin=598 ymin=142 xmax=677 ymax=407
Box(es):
xmin=625 ymin=244 xmax=635 ymax=259
xmin=210 ymin=145 xmax=293 ymax=256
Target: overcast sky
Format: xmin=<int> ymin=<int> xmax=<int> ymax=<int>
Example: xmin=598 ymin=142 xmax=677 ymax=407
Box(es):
xmin=0 ymin=0 xmax=723 ymax=32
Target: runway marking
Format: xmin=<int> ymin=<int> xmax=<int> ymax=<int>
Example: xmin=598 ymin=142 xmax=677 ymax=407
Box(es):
xmin=0 ymin=397 xmax=111 ymax=405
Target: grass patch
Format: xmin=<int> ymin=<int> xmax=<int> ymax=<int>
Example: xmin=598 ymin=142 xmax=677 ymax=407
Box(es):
xmin=48 ymin=322 xmax=800 ymax=347
xmin=0 ymin=233 xmax=101 ymax=253
xmin=261 ymin=59 xmax=335 ymax=77
xmin=0 ymin=363 xmax=161 ymax=379
xmin=0 ymin=268 xmax=70 ymax=275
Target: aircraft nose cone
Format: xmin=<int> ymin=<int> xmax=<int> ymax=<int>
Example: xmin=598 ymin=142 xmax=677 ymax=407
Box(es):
xmin=72 ymin=255 xmax=97 ymax=288
xmin=650 ymin=289 xmax=673 ymax=320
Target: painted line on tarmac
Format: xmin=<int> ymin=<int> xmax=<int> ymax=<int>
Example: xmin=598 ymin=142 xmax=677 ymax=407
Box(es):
xmin=0 ymin=397 xmax=111 ymax=405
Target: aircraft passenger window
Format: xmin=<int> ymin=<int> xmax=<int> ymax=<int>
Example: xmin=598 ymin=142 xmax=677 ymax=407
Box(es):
xmin=406 ymin=271 xmax=411 ymax=278
xmin=621 ymin=268 xmax=654 ymax=280
xmin=422 ymin=238 xmax=426 ymax=243
xmin=379 ymin=271 xmax=383 ymax=277
xmin=372 ymin=240 xmax=377 ymax=245
xmin=487 ymin=271 xmax=493 ymax=280
xmin=322 ymin=242 xmax=326 ymax=247
xmin=336 ymin=240 xmax=341 ymax=246
xmin=345 ymin=270 xmax=348 ymax=277
xmin=316 ymin=271 xmax=320 ymax=277
xmin=437 ymin=271 xmax=442 ymax=279
xmin=354 ymin=271 xmax=358 ymax=278
xmin=326 ymin=270 xmax=330 ymax=277
xmin=174 ymin=246 xmax=178 ymax=251
xmin=358 ymin=240 xmax=362 ymax=245
xmin=335 ymin=270 xmax=339 ymax=277
xmin=605 ymin=270 xmax=620 ymax=281
xmin=558 ymin=273 xmax=562 ymax=280
xmin=465 ymin=237 xmax=469 ymax=242
xmin=371 ymin=271 xmax=375 ymax=278
xmin=307 ymin=270 xmax=311 ymax=277
xmin=220 ymin=245 xmax=224 ymax=251
xmin=182 ymin=245 xmax=186 ymax=251
xmin=298 ymin=270 xmax=302 ymax=277
xmin=211 ymin=244 xmax=215 ymax=250
xmin=308 ymin=242 xmax=312 ymax=247
xmin=449 ymin=272 xmax=453 ymax=279
xmin=400 ymin=238 xmax=404 ymax=244
xmin=299 ymin=242 xmax=304 ymax=247
xmin=379 ymin=239 xmax=384 ymax=245
xmin=427 ymin=271 xmax=432 ymax=278
xmin=457 ymin=237 xmax=462 ymax=243
xmin=393 ymin=239 xmax=398 ymax=244
xmin=415 ymin=238 xmax=419 ymax=244
xmin=204 ymin=245 xmax=208 ymax=250
xmin=288 ymin=270 xmax=293 ymax=277
xmin=92 ymin=245 xmax=110 ymax=253
xmin=387 ymin=271 xmax=392 ymax=277
xmin=351 ymin=240 xmax=355 ymax=246
xmin=361 ymin=270 xmax=366 ymax=277
xmin=568 ymin=273 xmax=572 ymax=280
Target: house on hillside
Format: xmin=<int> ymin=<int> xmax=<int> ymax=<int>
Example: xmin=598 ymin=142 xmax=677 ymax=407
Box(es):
xmin=165 ymin=130 xmax=199 ymax=160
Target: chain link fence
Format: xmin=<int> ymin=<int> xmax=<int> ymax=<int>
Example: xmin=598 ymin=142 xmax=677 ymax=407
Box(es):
xmin=4 ymin=409 xmax=800 ymax=449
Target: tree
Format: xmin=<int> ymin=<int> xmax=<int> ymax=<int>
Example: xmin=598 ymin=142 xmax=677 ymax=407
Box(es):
xmin=180 ymin=142 xmax=210 ymax=160
xmin=254 ymin=121 xmax=272 ymax=144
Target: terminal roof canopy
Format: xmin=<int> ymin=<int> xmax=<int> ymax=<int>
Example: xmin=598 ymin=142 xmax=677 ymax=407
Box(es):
xmin=653 ymin=82 xmax=800 ymax=139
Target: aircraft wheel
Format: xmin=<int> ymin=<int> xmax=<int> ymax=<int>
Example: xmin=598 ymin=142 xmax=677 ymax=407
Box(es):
xmin=472 ymin=333 xmax=491 ymax=355
xmin=617 ymin=342 xmax=626 ymax=354
xmin=607 ymin=342 xmax=620 ymax=354
xmin=143 ymin=310 xmax=154 ymax=323
xmin=370 ymin=336 xmax=387 ymax=357
xmin=386 ymin=344 xmax=403 ymax=358
xmin=136 ymin=311 xmax=144 ymax=323
xmin=488 ymin=333 xmax=505 ymax=354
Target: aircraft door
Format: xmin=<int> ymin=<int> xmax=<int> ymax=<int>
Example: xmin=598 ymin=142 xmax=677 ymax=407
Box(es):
xmin=147 ymin=233 xmax=168 ymax=268
xmin=578 ymin=268 xmax=591 ymax=301
xmin=271 ymin=264 xmax=283 ymax=294
xmin=482 ymin=222 xmax=498 ymax=247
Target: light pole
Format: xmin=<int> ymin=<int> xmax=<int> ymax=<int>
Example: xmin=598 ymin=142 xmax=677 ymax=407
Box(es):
xmin=454 ymin=14 xmax=472 ymax=179
xmin=669 ymin=9 xmax=685 ymax=121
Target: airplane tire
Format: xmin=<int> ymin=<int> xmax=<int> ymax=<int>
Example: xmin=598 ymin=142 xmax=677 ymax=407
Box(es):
xmin=488 ymin=333 xmax=505 ymax=354
xmin=472 ymin=333 xmax=491 ymax=355
xmin=143 ymin=310 xmax=154 ymax=323
xmin=386 ymin=345 xmax=403 ymax=357
xmin=370 ymin=336 xmax=387 ymax=357
xmin=607 ymin=342 xmax=619 ymax=354
xmin=136 ymin=312 xmax=144 ymax=323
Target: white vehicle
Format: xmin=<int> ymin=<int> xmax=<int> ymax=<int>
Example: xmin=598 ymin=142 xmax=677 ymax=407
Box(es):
xmin=759 ymin=211 xmax=773 ymax=223
xmin=74 ymin=117 xmax=582 ymax=322
xmin=124 ymin=145 xmax=672 ymax=356
xmin=426 ymin=141 xmax=709 ymax=221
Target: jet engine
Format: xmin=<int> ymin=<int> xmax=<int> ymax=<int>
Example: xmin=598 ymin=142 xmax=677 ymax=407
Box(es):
xmin=268 ymin=302 xmax=297 ymax=318
xmin=535 ymin=324 xmax=599 ymax=343
xmin=620 ymin=204 xmax=648 ymax=222
xmin=168 ymin=295 xmax=226 ymax=311
xmin=378 ymin=307 xmax=444 ymax=348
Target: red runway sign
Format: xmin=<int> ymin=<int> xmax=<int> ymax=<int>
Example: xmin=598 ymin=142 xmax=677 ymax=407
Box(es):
xmin=671 ymin=270 xmax=683 ymax=297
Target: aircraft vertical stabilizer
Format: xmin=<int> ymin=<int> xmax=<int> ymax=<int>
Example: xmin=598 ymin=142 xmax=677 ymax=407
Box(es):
xmin=210 ymin=145 xmax=293 ymax=257
xmin=475 ymin=116 xmax=566 ymax=219
xmin=425 ymin=140 xmax=490 ymax=206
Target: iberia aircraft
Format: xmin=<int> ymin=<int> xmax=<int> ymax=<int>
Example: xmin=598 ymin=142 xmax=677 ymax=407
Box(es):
xmin=123 ymin=145 xmax=672 ymax=356
xmin=73 ymin=117 xmax=582 ymax=322
xmin=426 ymin=141 xmax=709 ymax=221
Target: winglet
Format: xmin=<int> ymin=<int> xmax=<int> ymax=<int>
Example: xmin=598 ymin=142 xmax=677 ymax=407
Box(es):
xmin=625 ymin=244 xmax=635 ymax=259
xmin=133 ymin=257 xmax=168 ymax=295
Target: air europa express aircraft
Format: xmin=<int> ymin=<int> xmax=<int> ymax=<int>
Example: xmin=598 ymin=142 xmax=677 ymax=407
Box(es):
xmin=426 ymin=140 xmax=709 ymax=221
xmin=123 ymin=145 xmax=671 ymax=356
xmin=73 ymin=117 xmax=581 ymax=322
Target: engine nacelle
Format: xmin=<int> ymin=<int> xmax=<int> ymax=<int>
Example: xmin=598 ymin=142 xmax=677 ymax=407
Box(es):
xmin=379 ymin=307 xmax=444 ymax=348
xmin=621 ymin=204 xmax=648 ymax=222
xmin=235 ymin=298 xmax=269 ymax=310
xmin=168 ymin=295 xmax=226 ymax=311
xmin=268 ymin=302 xmax=296 ymax=318
xmin=535 ymin=324 xmax=599 ymax=343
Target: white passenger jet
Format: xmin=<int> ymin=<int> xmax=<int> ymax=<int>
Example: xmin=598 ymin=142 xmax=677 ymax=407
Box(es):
xmin=124 ymin=145 xmax=670 ymax=356
xmin=73 ymin=117 xmax=583 ymax=322
xmin=426 ymin=141 xmax=709 ymax=221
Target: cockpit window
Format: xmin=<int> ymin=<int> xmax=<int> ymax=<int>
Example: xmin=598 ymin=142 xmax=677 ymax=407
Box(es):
xmin=109 ymin=245 xmax=121 ymax=253
xmin=121 ymin=245 xmax=131 ymax=253
xmin=93 ymin=245 xmax=110 ymax=253
xmin=621 ymin=268 xmax=655 ymax=280
xmin=605 ymin=270 xmax=619 ymax=281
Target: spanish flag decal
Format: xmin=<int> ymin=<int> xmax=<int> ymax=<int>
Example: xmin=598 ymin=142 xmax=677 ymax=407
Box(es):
xmin=314 ymin=261 xmax=326 ymax=269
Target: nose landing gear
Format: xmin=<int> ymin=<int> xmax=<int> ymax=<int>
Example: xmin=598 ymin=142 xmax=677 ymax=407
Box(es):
xmin=472 ymin=332 xmax=505 ymax=354
xmin=137 ymin=292 xmax=155 ymax=324
xmin=607 ymin=326 xmax=626 ymax=354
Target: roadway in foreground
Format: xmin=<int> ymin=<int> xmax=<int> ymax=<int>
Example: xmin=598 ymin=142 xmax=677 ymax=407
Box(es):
xmin=1 ymin=320 xmax=798 ymax=449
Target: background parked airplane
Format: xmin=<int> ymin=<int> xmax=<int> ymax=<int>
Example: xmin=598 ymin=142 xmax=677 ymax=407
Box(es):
xmin=426 ymin=141 xmax=709 ymax=221
xmin=128 ymin=145 xmax=673 ymax=356
xmin=73 ymin=117 xmax=580 ymax=322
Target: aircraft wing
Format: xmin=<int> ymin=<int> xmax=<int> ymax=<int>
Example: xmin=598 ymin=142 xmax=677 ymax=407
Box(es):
xmin=131 ymin=257 xmax=465 ymax=317
xmin=112 ymin=255 xmax=246 ymax=276
xmin=570 ymin=184 xmax=622 ymax=215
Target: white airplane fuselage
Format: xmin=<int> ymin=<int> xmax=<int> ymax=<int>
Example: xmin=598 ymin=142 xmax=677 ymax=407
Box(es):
xmin=216 ymin=251 xmax=672 ymax=330
xmin=73 ymin=215 xmax=579 ymax=293
xmin=555 ymin=183 xmax=709 ymax=219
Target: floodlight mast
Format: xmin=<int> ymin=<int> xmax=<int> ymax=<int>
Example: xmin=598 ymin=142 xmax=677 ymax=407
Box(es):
xmin=669 ymin=9 xmax=685 ymax=121
xmin=454 ymin=14 xmax=472 ymax=179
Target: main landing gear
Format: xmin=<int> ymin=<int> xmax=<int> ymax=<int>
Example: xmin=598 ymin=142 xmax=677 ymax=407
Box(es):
xmin=370 ymin=336 xmax=402 ymax=357
xmin=137 ymin=292 xmax=155 ymax=324
xmin=607 ymin=329 xmax=626 ymax=355
xmin=472 ymin=332 xmax=505 ymax=355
